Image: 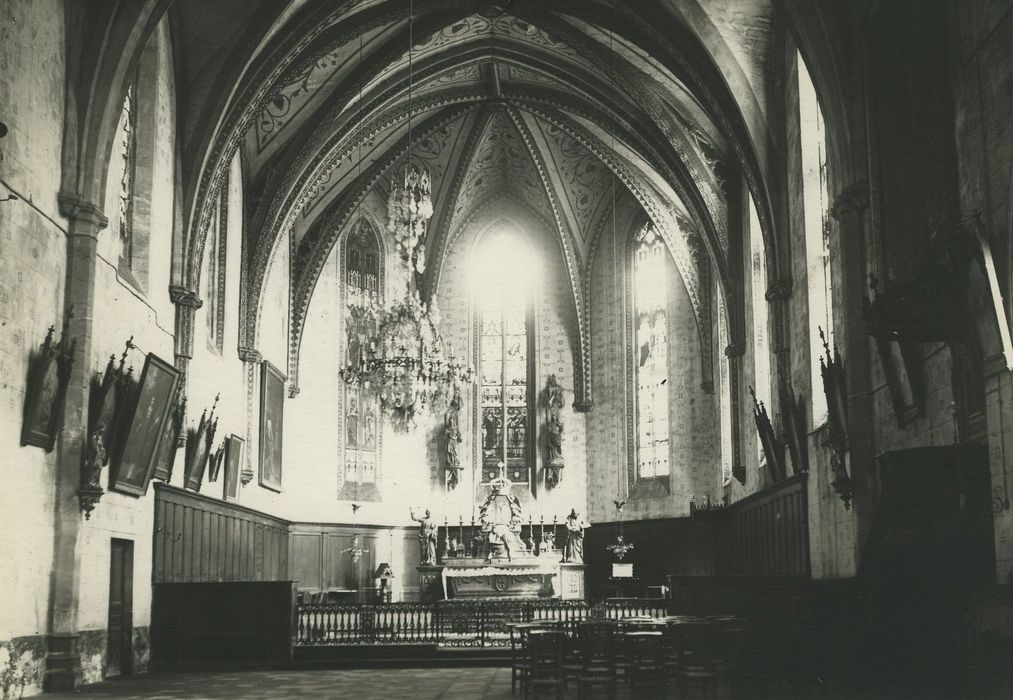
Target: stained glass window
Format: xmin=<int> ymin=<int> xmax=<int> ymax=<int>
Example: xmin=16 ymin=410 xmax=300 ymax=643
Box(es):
xmin=480 ymin=298 xmax=530 ymax=484
xmin=343 ymin=220 xmax=380 ymax=496
xmin=117 ymin=84 xmax=137 ymax=273
xmin=633 ymin=227 xmax=671 ymax=480
xmin=476 ymin=230 xmax=533 ymax=486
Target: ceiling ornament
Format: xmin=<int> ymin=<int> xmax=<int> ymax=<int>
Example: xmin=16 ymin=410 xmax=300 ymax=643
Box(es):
xmin=339 ymin=4 xmax=473 ymax=432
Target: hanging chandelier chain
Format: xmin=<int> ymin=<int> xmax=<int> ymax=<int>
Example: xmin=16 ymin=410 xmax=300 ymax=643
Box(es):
xmin=339 ymin=1 xmax=474 ymax=432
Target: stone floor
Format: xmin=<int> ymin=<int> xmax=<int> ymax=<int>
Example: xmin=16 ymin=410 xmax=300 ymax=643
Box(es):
xmin=43 ymin=667 xmax=680 ymax=699
xmin=45 ymin=668 xmax=516 ymax=699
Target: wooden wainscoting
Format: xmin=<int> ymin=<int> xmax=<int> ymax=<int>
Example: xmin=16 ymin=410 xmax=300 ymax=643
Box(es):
xmin=153 ymin=484 xmax=290 ymax=583
xmin=715 ymin=473 xmax=809 ymax=576
xmin=289 ymin=523 xmax=420 ymax=601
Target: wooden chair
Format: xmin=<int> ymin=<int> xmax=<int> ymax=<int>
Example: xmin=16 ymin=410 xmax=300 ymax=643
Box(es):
xmin=625 ymin=630 xmax=666 ymax=696
xmin=510 ymin=622 xmax=558 ymax=695
xmin=677 ymin=621 xmax=719 ymax=700
xmin=576 ymin=621 xmax=617 ymax=700
xmin=525 ymin=629 xmax=565 ymax=700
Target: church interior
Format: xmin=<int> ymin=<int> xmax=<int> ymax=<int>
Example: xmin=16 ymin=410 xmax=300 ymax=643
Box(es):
xmin=2 ymin=0 xmax=1013 ymax=698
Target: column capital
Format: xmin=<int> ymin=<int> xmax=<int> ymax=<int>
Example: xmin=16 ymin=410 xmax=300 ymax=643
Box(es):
xmin=765 ymin=278 xmax=793 ymax=302
xmin=830 ymin=182 xmax=870 ymax=221
xmin=724 ymin=342 xmax=746 ymax=358
xmin=57 ymin=192 xmax=108 ymax=231
xmin=168 ymin=284 xmax=203 ymax=309
xmin=237 ymin=347 xmax=263 ymax=364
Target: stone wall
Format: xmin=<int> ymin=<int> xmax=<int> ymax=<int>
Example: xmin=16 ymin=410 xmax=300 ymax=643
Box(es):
xmin=0 ymin=4 xmax=67 ymax=692
xmin=586 ymin=204 xmax=721 ymax=522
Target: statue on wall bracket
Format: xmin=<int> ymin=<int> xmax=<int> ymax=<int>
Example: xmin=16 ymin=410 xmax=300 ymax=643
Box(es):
xmin=22 ymin=314 xmax=76 ymax=452
xmin=545 ymin=374 xmax=564 ymax=488
xmin=443 ymin=387 xmax=463 ymax=490
xmin=819 ymin=327 xmax=853 ymax=509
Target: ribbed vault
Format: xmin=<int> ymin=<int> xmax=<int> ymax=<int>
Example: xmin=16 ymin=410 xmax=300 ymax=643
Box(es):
xmin=137 ymin=0 xmax=784 ymax=409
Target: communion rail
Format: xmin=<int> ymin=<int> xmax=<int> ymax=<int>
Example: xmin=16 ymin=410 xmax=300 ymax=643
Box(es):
xmin=295 ymin=599 xmax=667 ymax=647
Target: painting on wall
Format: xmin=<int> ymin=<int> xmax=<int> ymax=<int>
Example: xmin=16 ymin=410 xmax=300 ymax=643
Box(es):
xmin=259 ymin=361 xmax=285 ymax=492
xmin=110 ymin=353 xmax=179 ymax=496
xmin=21 ymin=325 xmax=75 ymax=452
xmin=183 ymin=396 xmax=219 ymax=492
xmin=223 ymin=434 xmax=244 ymax=502
xmin=151 ymin=396 xmax=184 ymax=482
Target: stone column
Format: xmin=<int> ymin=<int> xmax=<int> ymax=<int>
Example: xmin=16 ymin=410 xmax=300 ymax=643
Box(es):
xmin=45 ymin=193 xmax=108 ymax=691
xmin=765 ymin=278 xmax=794 ymax=399
xmin=725 ymin=341 xmax=746 ymax=484
xmin=829 ymin=183 xmax=876 ymax=553
xmin=238 ymin=348 xmax=262 ymax=485
xmin=169 ymin=285 xmax=202 ymax=442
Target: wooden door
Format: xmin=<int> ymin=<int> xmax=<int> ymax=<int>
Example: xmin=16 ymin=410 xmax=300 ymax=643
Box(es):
xmin=107 ymin=539 xmax=134 ymax=676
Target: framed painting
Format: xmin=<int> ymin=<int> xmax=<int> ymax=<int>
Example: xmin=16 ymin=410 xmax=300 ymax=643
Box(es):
xmin=21 ymin=326 xmax=74 ymax=452
xmin=208 ymin=441 xmax=225 ymax=482
xmin=183 ymin=399 xmax=219 ymax=492
xmin=151 ymin=396 xmax=184 ymax=482
xmin=259 ymin=361 xmax=285 ymax=492
xmin=223 ymin=434 xmax=244 ymax=502
xmin=110 ymin=353 xmax=179 ymax=496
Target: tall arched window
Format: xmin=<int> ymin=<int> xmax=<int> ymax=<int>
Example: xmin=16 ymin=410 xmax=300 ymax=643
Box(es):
xmin=798 ymin=50 xmax=834 ymax=426
xmin=340 ymin=219 xmax=381 ymax=501
xmin=116 ymin=84 xmax=137 ymax=273
xmin=473 ymin=229 xmax=536 ymax=486
xmin=632 ymin=226 xmax=671 ymax=485
xmin=112 ymin=31 xmax=159 ymax=294
xmin=749 ymin=195 xmax=771 ymax=465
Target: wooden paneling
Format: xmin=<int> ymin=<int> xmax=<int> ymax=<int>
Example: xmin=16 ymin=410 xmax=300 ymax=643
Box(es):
xmin=289 ymin=524 xmax=415 ymax=602
xmin=585 ymin=475 xmax=809 ymax=598
xmin=715 ymin=473 xmax=809 ymax=576
xmin=585 ymin=517 xmax=717 ymax=599
xmin=153 ymin=484 xmax=289 ymax=583
xmin=151 ymin=581 xmax=295 ymax=668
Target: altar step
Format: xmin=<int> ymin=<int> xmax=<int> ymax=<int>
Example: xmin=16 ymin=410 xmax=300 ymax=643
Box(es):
xmin=293 ymin=644 xmax=511 ymax=669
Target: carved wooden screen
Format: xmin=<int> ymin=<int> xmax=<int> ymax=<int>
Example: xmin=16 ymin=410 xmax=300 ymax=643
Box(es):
xmin=341 ymin=220 xmax=381 ymax=501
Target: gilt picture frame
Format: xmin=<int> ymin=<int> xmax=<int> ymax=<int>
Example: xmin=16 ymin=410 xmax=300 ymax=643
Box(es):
xmin=259 ymin=361 xmax=285 ymax=492
xmin=223 ymin=434 xmax=244 ymax=502
xmin=110 ymin=353 xmax=179 ymax=496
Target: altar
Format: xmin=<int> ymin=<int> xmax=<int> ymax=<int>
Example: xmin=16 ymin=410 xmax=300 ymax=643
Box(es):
xmin=415 ymin=465 xmax=586 ymax=602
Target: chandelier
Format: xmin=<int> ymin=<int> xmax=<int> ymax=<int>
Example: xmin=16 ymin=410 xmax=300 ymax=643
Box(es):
xmin=339 ymin=167 xmax=474 ymax=432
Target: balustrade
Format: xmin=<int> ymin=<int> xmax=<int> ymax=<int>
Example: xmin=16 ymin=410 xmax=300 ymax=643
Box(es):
xmin=295 ymin=599 xmax=668 ymax=647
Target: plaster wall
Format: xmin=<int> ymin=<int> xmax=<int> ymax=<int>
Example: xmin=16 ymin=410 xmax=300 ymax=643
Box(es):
xmin=586 ymin=206 xmax=720 ymax=523
xmin=0 ymin=1 xmax=66 ymax=694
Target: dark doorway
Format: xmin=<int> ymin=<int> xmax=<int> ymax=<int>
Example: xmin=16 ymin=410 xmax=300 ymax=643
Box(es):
xmin=107 ymin=538 xmax=134 ymax=676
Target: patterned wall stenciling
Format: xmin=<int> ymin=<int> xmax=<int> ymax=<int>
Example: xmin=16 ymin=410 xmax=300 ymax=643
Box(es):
xmin=506 ymin=65 xmax=570 ymax=91
xmin=368 ymin=13 xmax=581 ymax=96
xmin=299 ymin=106 xmax=466 ymax=221
xmin=254 ymin=22 xmax=393 ymax=153
xmin=536 ymin=121 xmax=612 ymax=246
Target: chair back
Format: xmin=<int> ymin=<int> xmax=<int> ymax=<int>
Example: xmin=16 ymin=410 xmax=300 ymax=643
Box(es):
xmin=527 ymin=629 xmax=564 ymax=677
xmin=578 ymin=621 xmax=615 ymax=668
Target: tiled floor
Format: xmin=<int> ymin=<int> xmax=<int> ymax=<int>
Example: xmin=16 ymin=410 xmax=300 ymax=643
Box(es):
xmin=40 ymin=667 xmax=699 ymax=699
xmin=46 ymin=668 xmax=517 ymax=699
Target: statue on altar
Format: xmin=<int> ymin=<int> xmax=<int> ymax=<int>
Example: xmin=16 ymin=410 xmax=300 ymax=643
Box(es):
xmin=410 ymin=507 xmax=438 ymax=565
xmin=478 ymin=462 xmax=526 ymax=561
xmin=563 ymin=508 xmax=589 ymax=563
